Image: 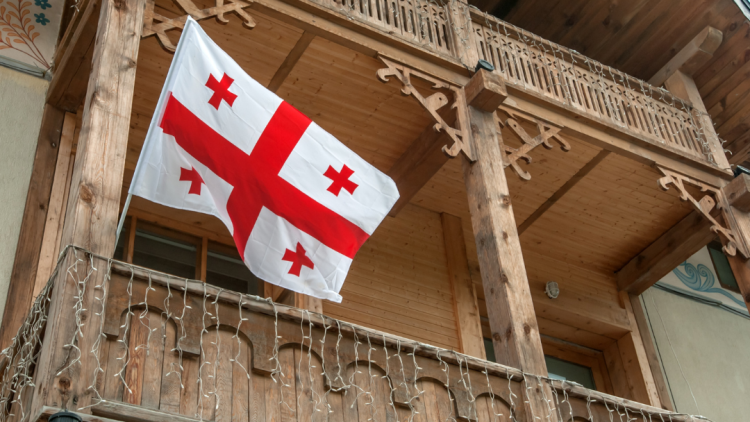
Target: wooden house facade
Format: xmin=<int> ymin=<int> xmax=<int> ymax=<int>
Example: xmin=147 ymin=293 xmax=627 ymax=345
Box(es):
xmin=1 ymin=0 xmax=749 ymax=421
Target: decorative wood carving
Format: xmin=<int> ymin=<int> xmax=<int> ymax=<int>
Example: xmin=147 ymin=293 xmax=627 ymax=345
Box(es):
xmin=657 ymin=167 xmax=747 ymax=257
xmin=497 ymin=108 xmax=571 ymax=181
xmin=141 ymin=0 xmax=256 ymax=52
xmin=376 ymin=56 xmax=474 ymax=161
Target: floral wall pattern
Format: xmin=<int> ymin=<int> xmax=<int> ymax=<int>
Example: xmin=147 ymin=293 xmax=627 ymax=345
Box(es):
xmin=0 ymin=0 xmax=62 ymax=73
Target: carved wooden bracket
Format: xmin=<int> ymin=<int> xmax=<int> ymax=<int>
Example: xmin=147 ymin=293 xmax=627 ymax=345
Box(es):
xmin=376 ymin=56 xmax=474 ymax=161
xmin=497 ymin=108 xmax=571 ymax=181
xmin=142 ymin=0 xmax=256 ymax=52
xmin=657 ymin=167 xmax=748 ymax=257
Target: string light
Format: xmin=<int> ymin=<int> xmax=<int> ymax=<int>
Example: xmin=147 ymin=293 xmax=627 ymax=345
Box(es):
xmin=0 ymin=246 xmax=717 ymax=422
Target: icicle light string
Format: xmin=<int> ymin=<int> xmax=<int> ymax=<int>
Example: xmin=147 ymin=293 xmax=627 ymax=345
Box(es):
xmin=0 ymin=246 xmax=717 ymax=422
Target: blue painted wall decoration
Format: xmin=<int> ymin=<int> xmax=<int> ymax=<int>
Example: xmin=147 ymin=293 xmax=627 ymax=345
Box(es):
xmin=672 ymin=261 xmax=745 ymax=308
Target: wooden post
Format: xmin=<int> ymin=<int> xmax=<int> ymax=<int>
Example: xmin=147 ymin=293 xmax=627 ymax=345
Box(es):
xmin=721 ymin=174 xmax=750 ymax=312
xmin=441 ymin=212 xmax=485 ymax=359
xmin=58 ymin=0 xmax=147 ymax=257
xmin=461 ymin=70 xmax=547 ymax=375
xmin=664 ymin=70 xmax=731 ymax=171
xmin=30 ymin=0 xmax=147 ymax=414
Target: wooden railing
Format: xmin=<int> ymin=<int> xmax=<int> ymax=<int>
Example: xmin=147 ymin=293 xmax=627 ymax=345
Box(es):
xmin=0 ymin=247 xmax=708 ymax=422
xmin=308 ymin=0 xmax=456 ymax=57
xmin=470 ymin=13 xmax=721 ymax=166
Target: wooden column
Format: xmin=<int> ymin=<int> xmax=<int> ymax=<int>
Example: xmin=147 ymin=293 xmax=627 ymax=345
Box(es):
xmin=461 ymin=70 xmax=547 ymax=376
xmin=441 ymin=212 xmax=485 ymax=359
xmin=58 ymin=0 xmax=147 ymax=257
xmin=30 ymin=0 xmax=147 ymax=415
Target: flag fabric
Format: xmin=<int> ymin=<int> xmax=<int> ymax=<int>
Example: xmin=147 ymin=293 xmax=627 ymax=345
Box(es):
xmin=130 ymin=18 xmax=399 ymax=302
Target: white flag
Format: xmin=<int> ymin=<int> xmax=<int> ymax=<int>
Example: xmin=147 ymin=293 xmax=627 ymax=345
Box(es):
xmin=130 ymin=18 xmax=399 ymax=302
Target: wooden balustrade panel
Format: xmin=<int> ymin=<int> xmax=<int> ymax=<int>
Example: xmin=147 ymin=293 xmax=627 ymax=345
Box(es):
xmin=19 ymin=253 xmax=698 ymax=422
xmin=471 ymin=21 xmax=715 ymax=165
xmin=313 ymin=0 xmax=453 ymax=56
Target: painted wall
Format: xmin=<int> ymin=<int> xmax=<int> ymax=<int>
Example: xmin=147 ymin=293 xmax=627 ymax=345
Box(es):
xmin=0 ymin=66 xmax=48 ymax=320
xmin=642 ymin=247 xmax=750 ymax=422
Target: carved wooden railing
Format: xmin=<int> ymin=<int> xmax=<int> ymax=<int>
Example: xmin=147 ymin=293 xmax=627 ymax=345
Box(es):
xmin=0 ymin=247 xmax=710 ymax=422
xmin=309 ymin=0 xmax=456 ymax=57
xmin=470 ymin=13 xmax=721 ymax=167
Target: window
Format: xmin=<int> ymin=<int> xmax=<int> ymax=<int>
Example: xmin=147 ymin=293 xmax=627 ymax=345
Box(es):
xmin=707 ymin=240 xmax=740 ymax=293
xmin=483 ymin=338 xmax=597 ymax=390
xmin=115 ymin=216 xmax=260 ymax=296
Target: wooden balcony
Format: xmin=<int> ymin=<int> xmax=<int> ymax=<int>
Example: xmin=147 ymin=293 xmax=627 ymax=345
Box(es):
xmin=0 ymin=248 xmax=704 ymax=422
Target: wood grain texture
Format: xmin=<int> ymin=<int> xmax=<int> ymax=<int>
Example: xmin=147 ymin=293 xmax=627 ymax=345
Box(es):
xmin=441 ymin=213 xmax=485 ymax=359
xmin=267 ymin=31 xmax=315 ymax=93
xmin=59 ymin=0 xmax=147 ymax=257
xmin=33 ymin=112 xmax=77 ymax=298
xmin=462 ymin=105 xmax=546 ymax=375
xmin=0 ymin=105 xmax=64 ymax=350
xmin=649 ymin=26 xmax=723 ymax=86
xmin=617 ymin=210 xmax=715 ymax=295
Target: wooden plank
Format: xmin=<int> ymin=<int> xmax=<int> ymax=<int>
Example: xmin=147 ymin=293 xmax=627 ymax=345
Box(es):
xmin=58 ymin=0 xmax=147 ymax=257
xmin=267 ymin=31 xmax=315 ymax=93
xmin=33 ymin=112 xmax=77 ymax=298
xmin=159 ymin=320 xmax=181 ymax=414
xmin=464 ymin=69 xmax=508 ymax=112
xmin=440 ymin=213 xmax=485 ymax=359
xmin=518 ymin=150 xmax=610 ymax=235
xmin=93 ymin=401 xmax=202 ymax=422
xmin=648 ymin=26 xmax=723 ymax=87
xmin=462 ymin=100 xmax=547 ymax=376
xmin=46 ymin=0 xmax=101 ymax=111
xmin=386 ymin=121 xmax=453 ymax=217
xmin=723 ymin=173 xmax=750 ymax=212
xmin=617 ymin=210 xmax=715 ymax=295
xmin=140 ymin=312 xmax=167 ymax=410
xmin=0 ymin=104 xmax=65 ymax=350
xmin=231 ymin=339 xmax=250 ymax=422
xmin=629 ymin=294 xmax=675 ymax=411
xmin=123 ymin=313 xmax=149 ymax=405
xmin=603 ymin=342 xmax=631 ymax=400
xmin=723 ymin=125 xmax=750 ymax=165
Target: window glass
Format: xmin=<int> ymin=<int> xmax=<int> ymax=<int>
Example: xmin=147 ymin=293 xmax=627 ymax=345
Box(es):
xmin=484 ymin=338 xmax=596 ymax=390
xmin=131 ymin=228 xmax=197 ymax=279
xmin=206 ymin=242 xmax=260 ymax=295
xmin=544 ymin=356 xmax=596 ymax=390
xmin=707 ymin=241 xmax=740 ymax=293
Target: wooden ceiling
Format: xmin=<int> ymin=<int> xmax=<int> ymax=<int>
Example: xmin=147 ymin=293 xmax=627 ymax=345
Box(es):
xmin=122 ymin=3 xmax=697 ymax=349
xmin=470 ymin=0 xmax=750 ymax=164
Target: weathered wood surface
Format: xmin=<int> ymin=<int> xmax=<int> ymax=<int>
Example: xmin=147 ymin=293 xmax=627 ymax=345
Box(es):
xmin=6 ymin=249 xmax=702 ymax=422
xmin=648 ymin=26 xmax=723 ymax=87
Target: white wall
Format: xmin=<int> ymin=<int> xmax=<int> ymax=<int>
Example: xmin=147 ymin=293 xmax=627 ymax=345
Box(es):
xmin=642 ymin=248 xmax=750 ymax=422
xmin=0 ymin=66 xmax=48 ymax=320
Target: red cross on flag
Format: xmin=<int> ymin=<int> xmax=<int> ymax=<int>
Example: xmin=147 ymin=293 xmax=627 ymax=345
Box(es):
xmin=130 ymin=18 xmax=399 ymax=302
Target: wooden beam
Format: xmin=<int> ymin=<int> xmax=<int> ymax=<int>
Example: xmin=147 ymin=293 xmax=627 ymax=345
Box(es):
xmin=59 ymin=0 xmax=147 ymax=257
xmin=123 ymin=215 xmax=137 ymax=263
xmin=267 ymin=31 xmax=315 ymax=93
xmin=464 ymin=69 xmax=507 ymax=112
xmin=32 ymin=112 xmax=77 ymax=299
xmin=387 ymin=121 xmax=453 ymax=216
xmin=46 ymin=0 xmax=101 ymax=111
xmin=518 ymin=150 xmax=610 ymax=235
xmin=441 ymin=213 xmax=485 ymax=359
xmin=723 ymin=173 xmax=750 ymax=212
xmin=462 ymin=71 xmax=546 ymax=376
xmin=649 ymin=26 xmax=723 ymax=87
xmin=295 ymin=293 xmax=323 ymax=313
xmin=726 ymin=254 xmax=750 ymax=312
xmin=617 ymin=211 xmax=715 ymax=295
xmin=196 ymin=237 xmax=208 ymax=282
xmin=0 ymin=105 xmax=65 ymax=349
xmin=664 ymin=71 xmax=731 ymax=171
xmin=629 ymin=294 xmax=675 ymax=411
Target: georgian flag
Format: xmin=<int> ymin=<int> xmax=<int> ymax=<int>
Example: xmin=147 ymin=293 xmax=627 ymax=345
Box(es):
xmin=130 ymin=18 xmax=399 ymax=302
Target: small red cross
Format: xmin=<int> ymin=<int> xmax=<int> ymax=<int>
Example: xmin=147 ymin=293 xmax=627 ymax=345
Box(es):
xmin=324 ymin=165 xmax=358 ymax=196
xmin=282 ymin=242 xmax=315 ymax=276
xmin=205 ymin=73 xmax=238 ymax=110
xmin=179 ymin=167 xmax=205 ymax=195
